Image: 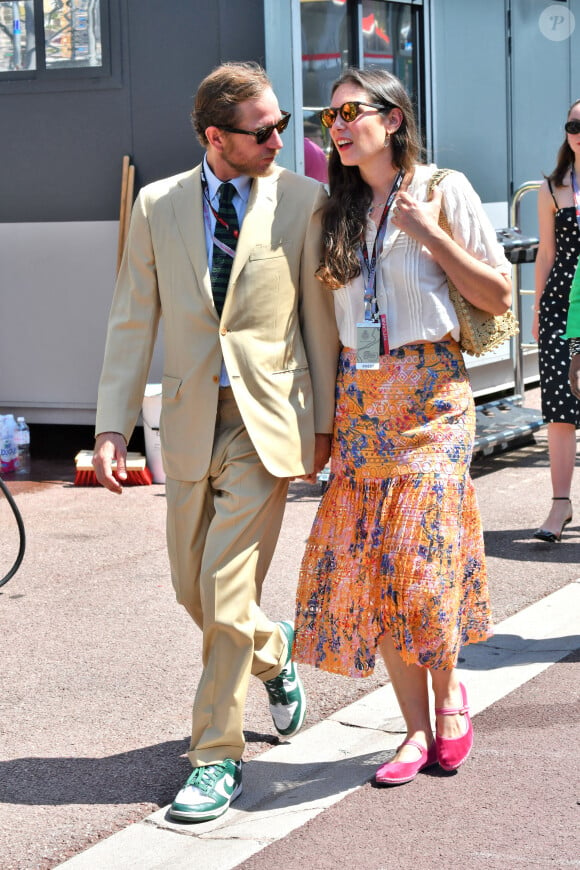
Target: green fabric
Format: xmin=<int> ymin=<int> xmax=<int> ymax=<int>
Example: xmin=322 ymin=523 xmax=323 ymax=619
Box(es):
xmin=562 ymin=257 xmax=580 ymax=338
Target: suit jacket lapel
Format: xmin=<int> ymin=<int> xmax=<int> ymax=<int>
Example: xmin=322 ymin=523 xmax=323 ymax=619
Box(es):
xmin=170 ymin=166 xmax=214 ymax=305
xmin=228 ymin=170 xmax=282 ymax=290
xmin=169 ymin=164 xmax=284 ymax=316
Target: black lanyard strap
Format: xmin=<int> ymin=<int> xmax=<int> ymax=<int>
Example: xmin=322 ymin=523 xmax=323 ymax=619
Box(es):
xmin=359 ymin=170 xmax=404 ymax=320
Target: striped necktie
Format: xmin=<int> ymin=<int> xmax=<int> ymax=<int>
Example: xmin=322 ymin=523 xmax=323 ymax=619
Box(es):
xmin=211 ymin=182 xmax=239 ymax=316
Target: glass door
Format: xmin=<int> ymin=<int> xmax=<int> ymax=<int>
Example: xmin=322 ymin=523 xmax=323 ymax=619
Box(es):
xmin=300 ymin=0 xmax=423 ymax=177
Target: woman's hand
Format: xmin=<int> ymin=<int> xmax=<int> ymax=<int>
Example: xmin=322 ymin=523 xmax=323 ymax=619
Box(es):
xmin=531 ymin=307 xmax=540 ymax=343
xmin=299 ymin=433 xmax=332 ymax=484
xmin=391 ymin=186 xmax=443 ymax=244
xmin=570 ymin=355 xmax=580 ymax=400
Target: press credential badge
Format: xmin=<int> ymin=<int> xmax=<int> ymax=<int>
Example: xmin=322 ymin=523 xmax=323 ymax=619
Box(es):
xmin=356 ymin=321 xmax=381 ymax=369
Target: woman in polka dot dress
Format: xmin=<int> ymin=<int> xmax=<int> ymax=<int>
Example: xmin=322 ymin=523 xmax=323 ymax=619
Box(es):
xmin=532 ymin=100 xmax=580 ymax=542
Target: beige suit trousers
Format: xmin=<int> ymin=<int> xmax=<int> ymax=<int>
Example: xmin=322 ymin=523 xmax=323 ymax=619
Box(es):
xmin=165 ymin=389 xmax=289 ymax=766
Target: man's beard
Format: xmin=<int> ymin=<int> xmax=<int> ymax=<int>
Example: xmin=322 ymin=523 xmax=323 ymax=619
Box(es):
xmin=222 ymin=147 xmax=277 ymax=178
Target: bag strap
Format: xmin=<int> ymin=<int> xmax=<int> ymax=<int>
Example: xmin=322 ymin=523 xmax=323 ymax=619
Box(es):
xmin=426 ymin=167 xmax=455 ymax=195
xmin=546 ymin=177 xmax=559 ymax=210
xmin=426 ymin=168 xmax=455 ymax=239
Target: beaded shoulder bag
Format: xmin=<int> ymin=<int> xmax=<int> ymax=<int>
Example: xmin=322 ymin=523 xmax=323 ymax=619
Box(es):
xmin=427 ymin=169 xmax=519 ymax=357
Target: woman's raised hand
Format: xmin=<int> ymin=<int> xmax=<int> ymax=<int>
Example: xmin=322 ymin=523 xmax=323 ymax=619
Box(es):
xmin=391 ymin=185 xmax=443 ymax=244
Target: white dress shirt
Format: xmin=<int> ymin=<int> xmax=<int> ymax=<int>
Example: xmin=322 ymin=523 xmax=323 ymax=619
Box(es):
xmin=332 ymin=163 xmax=511 ymax=350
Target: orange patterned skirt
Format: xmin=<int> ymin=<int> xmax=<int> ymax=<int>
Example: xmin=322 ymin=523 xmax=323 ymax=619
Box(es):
xmin=294 ymin=341 xmax=492 ymax=676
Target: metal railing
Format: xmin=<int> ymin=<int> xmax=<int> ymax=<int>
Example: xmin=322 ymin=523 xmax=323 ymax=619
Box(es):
xmin=509 ymin=180 xmax=542 ymax=398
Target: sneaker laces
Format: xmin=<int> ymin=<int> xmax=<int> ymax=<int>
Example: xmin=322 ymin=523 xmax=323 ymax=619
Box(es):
xmin=264 ymin=669 xmax=290 ymax=703
xmin=187 ymin=763 xmax=226 ymax=792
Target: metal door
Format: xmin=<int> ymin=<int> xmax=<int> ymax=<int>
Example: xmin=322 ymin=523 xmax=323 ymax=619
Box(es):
xmin=508 ymin=0 xmax=579 ymax=342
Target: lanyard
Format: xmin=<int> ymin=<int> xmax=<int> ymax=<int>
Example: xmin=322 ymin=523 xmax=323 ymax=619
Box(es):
xmin=571 ymin=167 xmax=580 ymax=231
xmin=201 ymin=166 xmax=238 ymax=260
xmin=358 ymin=170 xmax=404 ymax=321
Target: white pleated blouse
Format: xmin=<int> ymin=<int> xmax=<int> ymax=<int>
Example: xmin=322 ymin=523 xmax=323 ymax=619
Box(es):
xmin=331 ymin=163 xmax=511 ymax=350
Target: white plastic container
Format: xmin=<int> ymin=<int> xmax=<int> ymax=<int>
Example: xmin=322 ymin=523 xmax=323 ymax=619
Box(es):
xmin=142 ymin=384 xmax=165 ymax=484
xmin=0 ymin=415 xmax=18 ymax=473
xmin=15 ymin=416 xmax=30 ymax=474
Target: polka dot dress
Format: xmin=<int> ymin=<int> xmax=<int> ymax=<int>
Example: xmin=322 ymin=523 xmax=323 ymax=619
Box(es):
xmin=538 ymin=207 xmax=580 ymax=427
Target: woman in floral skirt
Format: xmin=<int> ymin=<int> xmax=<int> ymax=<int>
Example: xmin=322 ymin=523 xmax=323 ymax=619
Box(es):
xmin=294 ymin=68 xmax=512 ymax=785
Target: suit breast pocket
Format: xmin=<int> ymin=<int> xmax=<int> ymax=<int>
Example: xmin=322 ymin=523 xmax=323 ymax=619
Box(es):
xmin=247 ymin=249 xmax=290 ymax=285
xmin=239 ymin=251 xmax=296 ymax=327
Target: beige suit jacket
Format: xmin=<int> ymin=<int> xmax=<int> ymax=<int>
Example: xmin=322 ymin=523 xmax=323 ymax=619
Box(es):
xmin=95 ymin=163 xmax=339 ymax=481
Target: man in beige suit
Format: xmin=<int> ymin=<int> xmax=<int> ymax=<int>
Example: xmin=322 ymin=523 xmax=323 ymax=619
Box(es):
xmin=93 ymin=62 xmax=339 ymax=822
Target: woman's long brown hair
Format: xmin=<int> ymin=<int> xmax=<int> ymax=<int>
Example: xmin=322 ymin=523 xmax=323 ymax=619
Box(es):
xmin=317 ymin=68 xmax=423 ymax=290
xmin=548 ymin=99 xmax=580 ymax=188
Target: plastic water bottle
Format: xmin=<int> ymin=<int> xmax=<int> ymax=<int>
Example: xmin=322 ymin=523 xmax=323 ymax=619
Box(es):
xmin=0 ymin=414 xmax=19 ymax=474
xmin=15 ymin=416 xmax=30 ymax=474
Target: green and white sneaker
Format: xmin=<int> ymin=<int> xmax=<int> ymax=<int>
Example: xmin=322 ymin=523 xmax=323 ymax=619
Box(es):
xmin=169 ymin=759 xmax=242 ymax=822
xmin=264 ymin=620 xmax=306 ymax=738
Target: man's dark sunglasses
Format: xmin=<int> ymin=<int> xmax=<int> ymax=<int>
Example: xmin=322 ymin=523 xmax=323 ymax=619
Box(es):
xmin=221 ymin=110 xmax=291 ymax=145
xmin=319 ymin=101 xmax=386 ymax=129
xmin=565 ymin=119 xmax=580 ymax=135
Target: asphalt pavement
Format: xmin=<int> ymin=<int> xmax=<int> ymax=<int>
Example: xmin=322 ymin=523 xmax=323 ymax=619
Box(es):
xmin=0 ymin=386 xmax=579 ymax=870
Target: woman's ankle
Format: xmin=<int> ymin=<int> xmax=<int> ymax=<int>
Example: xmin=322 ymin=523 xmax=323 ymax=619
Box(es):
xmin=395 ymin=729 xmax=435 ymax=760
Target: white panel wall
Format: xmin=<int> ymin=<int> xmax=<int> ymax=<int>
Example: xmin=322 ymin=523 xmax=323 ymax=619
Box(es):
xmin=0 ymin=222 xmax=164 ymax=424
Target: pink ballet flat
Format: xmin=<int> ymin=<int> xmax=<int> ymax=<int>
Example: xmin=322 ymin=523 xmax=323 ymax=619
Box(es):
xmin=435 ymin=681 xmax=473 ymax=771
xmin=375 ymin=739 xmax=438 ymax=785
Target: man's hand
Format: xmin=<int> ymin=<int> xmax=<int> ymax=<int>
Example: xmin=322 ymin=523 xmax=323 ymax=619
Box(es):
xmin=92 ymin=432 xmax=128 ymax=494
xmin=569 ymin=355 xmax=580 ymax=400
xmin=300 ymin=433 xmax=332 ymax=484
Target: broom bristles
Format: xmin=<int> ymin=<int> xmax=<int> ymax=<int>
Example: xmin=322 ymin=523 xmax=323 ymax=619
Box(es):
xmin=74 ymin=450 xmax=153 ymax=486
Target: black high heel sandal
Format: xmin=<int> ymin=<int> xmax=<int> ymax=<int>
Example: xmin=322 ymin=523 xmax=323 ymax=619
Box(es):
xmin=533 ymin=497 xmax=573 ymax=542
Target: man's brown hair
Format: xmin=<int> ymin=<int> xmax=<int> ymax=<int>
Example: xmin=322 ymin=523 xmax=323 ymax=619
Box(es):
xmin=192 ymin=62 xmax=272 ymax=147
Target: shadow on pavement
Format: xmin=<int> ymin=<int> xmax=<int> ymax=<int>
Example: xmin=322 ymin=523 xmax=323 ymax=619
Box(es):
xmin=483 ymin=525 xmax=580 ymax=562
xmin=458 ymin=637 xmax=580 ymax=670
xmin=470 ymin=436 xmax=550 ymax=479
xmin=161 ymin=750 xmax=390 ymax=822
xmin=0 ymin=730 xmax=291 ymax=808
xmin=0 ymin=739 xmax=190 ymax=806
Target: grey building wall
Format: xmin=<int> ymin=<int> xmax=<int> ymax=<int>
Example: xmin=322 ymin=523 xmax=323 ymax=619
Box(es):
xmin=429 ymin=0 xmax=509 ymax=203
xmin=0 ymin=0 xmax=268 ymax=426
xmin=0 ymin=0 xmax=267 ymax=223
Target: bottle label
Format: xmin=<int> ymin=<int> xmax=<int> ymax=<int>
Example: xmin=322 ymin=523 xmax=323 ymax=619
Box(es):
xmin=0 ymin=444 xmax=18 ymax=471
xmin=0 ymin=415 xmax=19 ymax=472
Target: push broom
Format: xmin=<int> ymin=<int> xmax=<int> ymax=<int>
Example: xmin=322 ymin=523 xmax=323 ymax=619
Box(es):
xmin=74 ymin=157 xmax=152 ymax=487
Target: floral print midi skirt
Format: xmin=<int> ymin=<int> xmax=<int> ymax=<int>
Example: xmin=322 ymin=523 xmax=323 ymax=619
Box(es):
xmin=294 ymin=341 xmax=492 ymax=676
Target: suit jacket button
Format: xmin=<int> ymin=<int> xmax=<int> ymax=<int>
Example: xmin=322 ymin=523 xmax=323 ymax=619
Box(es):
xmin=220 ymin=327 xmax=227 ymax=336
xmin=212 ymin=375 xmax=219 ymax=383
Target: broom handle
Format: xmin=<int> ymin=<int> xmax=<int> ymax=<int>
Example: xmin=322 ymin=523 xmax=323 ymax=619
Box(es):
xmin=124 ymin=164 xmax=135 ymax=256
xmin=116 ymin=154 xmax=130 ymax=275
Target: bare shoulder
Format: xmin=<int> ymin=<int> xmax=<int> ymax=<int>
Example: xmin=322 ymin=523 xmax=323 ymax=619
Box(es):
xmin=537 ymin=178 xmax=559 ymax=213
